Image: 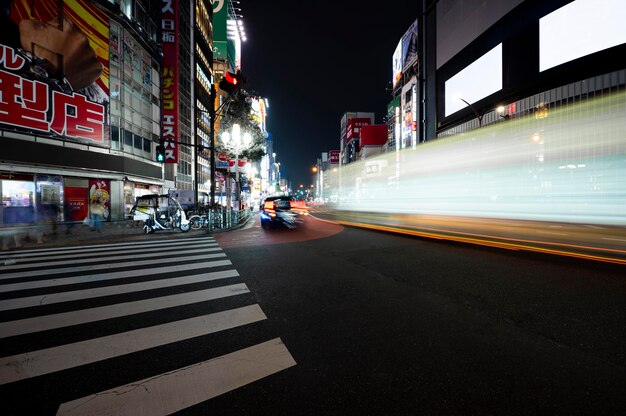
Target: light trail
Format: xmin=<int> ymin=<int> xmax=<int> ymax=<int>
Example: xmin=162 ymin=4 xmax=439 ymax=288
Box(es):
xmin=326 ymin=91 xmax=626 ymax=226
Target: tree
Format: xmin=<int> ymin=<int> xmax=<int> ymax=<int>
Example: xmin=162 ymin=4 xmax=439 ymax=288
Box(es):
xmin=218 ymin=87 xmax=266 ymax=162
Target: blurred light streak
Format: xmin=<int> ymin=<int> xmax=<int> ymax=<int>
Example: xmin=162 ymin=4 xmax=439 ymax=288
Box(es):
xmin=335 ymin=220 xmax=626 ymax=265
xmin=326 ymin=92 xmax=626 ymax=226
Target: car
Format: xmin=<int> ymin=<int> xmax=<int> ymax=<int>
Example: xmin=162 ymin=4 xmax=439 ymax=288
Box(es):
xmin=260 ymin=195 xmax=299 ymax=229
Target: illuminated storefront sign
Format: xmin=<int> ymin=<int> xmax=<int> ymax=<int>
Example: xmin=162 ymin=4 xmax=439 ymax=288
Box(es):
xmin=1 ymin=0 xmax=110 ymax=144
xmin=161 ymin=0 xmax=179 ymax=163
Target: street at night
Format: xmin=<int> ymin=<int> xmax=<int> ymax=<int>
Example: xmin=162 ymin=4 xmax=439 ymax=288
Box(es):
xmin=2 ymin=0 xmax=626 ymax=414
xmin=1 ymin=213 xmax=624 ymax=414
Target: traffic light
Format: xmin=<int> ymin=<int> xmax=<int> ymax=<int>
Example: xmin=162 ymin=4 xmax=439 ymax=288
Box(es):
xmin=218 ymin=71 xmax=243 ymax=94
xmin=156 ymin=144 xmax=166 ymax=162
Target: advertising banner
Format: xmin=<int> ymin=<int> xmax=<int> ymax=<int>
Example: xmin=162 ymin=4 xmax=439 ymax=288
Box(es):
xmin=89 ymin=179 xmax=110 ymax=220
xmin=347 ymin=118 xmax=372 ymax=142
xmin=402 ymin=20 xmax=418 ymax=71
xmin=1 ymin=0 xmax=110 ymax=145
xmin=64 ymin=186 xmax=88 ymax=221
xmin=392 ymin=39 xmax=402 ymax=89
xmin=161 ymin=0 xmax=179 ymax=163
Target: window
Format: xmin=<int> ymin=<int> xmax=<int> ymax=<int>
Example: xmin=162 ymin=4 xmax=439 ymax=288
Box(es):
xmin=124 ymin=129 xmax=133 ymax=146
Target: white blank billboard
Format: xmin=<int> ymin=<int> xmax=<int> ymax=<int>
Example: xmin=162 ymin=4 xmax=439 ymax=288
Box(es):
xmin=444 ymin=44 xmax=502 ymax=117
xmin=540 ymin=0 xmax=626 ymax=72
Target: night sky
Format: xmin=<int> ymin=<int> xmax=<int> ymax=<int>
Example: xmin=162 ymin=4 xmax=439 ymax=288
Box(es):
xmin=241 ymin=1 xmax=419 ymax=188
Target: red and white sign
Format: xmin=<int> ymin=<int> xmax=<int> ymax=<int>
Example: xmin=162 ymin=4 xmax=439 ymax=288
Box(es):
xmin=161 ymin=0 xmax=179 ymax=163
xmin=346 ymin=118 xmax=371 ymax=142
xmin=0 ymin=45 xmax=105 ymax=142
xmin=329 ymin=150 xmax=340 ymax=165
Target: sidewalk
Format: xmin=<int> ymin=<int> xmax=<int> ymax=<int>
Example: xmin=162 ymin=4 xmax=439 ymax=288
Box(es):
xmin=0 ymin=220 xmax=208 ymax=251
xmin=1 ymin=213 xmax=257 ymax=252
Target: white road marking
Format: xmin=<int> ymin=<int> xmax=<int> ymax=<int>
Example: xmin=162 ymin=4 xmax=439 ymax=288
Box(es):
xmin=0 ymin=247 xmax=222 ymax=271
xmin=601 ymin=237 xmax=626 ymax=242
xmin=0 ymin=300 xmax=262 ymax=385
xmin=0 ymin=273 xmax=241 ymax=339
xmin=0 ymin=241 xmax=218 ymax=261
xmin=0 ymin=257 xmax=230 ymax=311
xmin=56 ymin=338 xmax=296 ymax=416
xmin=0 ymin=254 xmax=229 ymax=280
xmin=0 ymin=238 xmax=216 ymax=260
xmin=0 ymin=237 xmax=215 ymax=259
xmin=0 ymin=261 xmax=227 ymax=293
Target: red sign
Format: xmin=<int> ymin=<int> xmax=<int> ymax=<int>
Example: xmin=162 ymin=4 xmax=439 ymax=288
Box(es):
xmin=1 ymin=1 xmax=110 ymax=144
xmin=161 ymin=0 xmax=179 ymax=163
xmin=346 ymin=118 xmax=371 ymax=142
xmin=0 ymin=45 xmax=105 ymax=142
xmin=64 ymin=187 xmax=88 ymax=221
xmin=329 ymin=150 xmax=340 ymax=165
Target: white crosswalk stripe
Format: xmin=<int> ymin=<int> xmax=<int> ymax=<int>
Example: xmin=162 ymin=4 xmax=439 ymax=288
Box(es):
xmin=0 ymin=237 xmax=295 ymax=414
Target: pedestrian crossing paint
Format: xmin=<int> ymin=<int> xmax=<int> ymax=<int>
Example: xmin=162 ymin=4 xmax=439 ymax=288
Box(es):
xmin=0 ymin=238 xmax=296 ymax=412
xmin=0 ymin=238 xmax=217 ymax=261
xmin=0 ymin=236 xmax=216 ymax=258
xmin=0 ymin=247 xmax=222 ymax=271
xmin=0 ymin=257 xmax=230 ymax=311
xmin=0 ymin=301 xmax=263 ymax=385
xmin=0 ymin=271 xmax=241 ymax=338
xmin=0 ymin=241 xmax=218 ymax=263
xmin=0 ymin=260 xmax=230 ymax=293
xmin=56 ymin=338 xmax=297 ymax=416
xmin=0 ymin=255 xmax=230 ymax=280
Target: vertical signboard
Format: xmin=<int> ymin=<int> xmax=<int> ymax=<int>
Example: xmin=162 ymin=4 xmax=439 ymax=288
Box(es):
xmin=2 ymin=0 xmax=109 ymax=145
xmin=161 ymin=0 xmax=179 ymax=163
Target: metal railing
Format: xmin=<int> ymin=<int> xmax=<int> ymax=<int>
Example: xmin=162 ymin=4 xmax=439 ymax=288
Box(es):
xmin=185 ymin=207 xmax=252 ymax=231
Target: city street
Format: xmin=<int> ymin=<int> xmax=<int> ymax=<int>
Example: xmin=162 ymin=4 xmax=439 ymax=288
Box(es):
xmin=1 ymin=213 xmax=624 ymax=415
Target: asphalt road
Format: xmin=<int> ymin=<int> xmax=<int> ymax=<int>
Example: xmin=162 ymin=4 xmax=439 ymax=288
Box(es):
xmin=0 ymin=212 xmax=624 ymax=415
xmin=210 ymin=212 xmax=626 ymax=415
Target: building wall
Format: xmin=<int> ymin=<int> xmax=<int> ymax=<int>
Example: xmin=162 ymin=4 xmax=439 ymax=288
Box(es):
xmin=0 ymin=0 xmax=163 ymax=224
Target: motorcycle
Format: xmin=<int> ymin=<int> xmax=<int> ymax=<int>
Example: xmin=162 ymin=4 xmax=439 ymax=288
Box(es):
xmin=130 ymin=194 xmax=191 ymax=234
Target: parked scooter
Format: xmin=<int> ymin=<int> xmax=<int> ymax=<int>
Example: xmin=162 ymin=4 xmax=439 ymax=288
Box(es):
xmin=130 ymin=194 xmax=190 ymax=234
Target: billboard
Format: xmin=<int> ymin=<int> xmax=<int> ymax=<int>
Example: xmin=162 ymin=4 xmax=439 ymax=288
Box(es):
xmin=540 ymin=0 xmax=626 ymax=72
xmin=392 ymin=39 xmax=402 ymax=89
xmin=161 ymin=0 xmax=179 ymax=163
xmin=1 ymin=0 xmax=109 ymax=145
xmin=402 ymin=20 xmax=418 ymax=71
xmin=329 ymin=150 xmax=340 ymax=165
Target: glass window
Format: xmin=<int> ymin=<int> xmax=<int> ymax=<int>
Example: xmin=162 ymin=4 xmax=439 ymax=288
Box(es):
xmin=134 ymin=134 xmax=142 ymax=149
xmin=123 ymin=129 xmax=133 ymax=146
xmin=143 ymin=138 xmax=151 ymax=152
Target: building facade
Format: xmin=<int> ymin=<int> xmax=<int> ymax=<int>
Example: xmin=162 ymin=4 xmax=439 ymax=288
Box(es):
xmin=1 ymin=0 xmax=163 ymax=226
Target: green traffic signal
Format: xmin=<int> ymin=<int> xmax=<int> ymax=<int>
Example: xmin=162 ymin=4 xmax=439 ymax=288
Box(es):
xmin=156 ymin=145 xmax=166 ymax=163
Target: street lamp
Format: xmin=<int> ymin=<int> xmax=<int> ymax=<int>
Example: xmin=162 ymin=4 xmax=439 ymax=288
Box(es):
xmin=222 ymin=123 xmax=252 ymax=210
xmin=459 ymin=97 xmax=484 ymax=127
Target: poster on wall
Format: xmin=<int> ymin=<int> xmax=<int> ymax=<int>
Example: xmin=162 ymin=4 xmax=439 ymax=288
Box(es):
xmin=0 ymin=0 xmax=110 ymax=145
xmin=89 ymin=179 xmax=111 ymax=220
xmin=65 ymin=187 xmax=88 ymax=221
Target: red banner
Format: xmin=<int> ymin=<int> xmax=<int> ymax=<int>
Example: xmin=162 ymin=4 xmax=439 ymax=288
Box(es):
xmin=161 ymin=0 xmax=179 ymax=163
xmin=64 ymin=187 xmax=88 ymax=221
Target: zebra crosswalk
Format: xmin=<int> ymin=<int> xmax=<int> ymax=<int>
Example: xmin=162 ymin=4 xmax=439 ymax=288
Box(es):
xmin=0 ymin=236 xmax=296 ymax=415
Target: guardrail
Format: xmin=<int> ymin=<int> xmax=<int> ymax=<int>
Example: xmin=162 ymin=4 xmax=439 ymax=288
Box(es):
xmin=186 ymin=207 xmax=252 ymax=231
